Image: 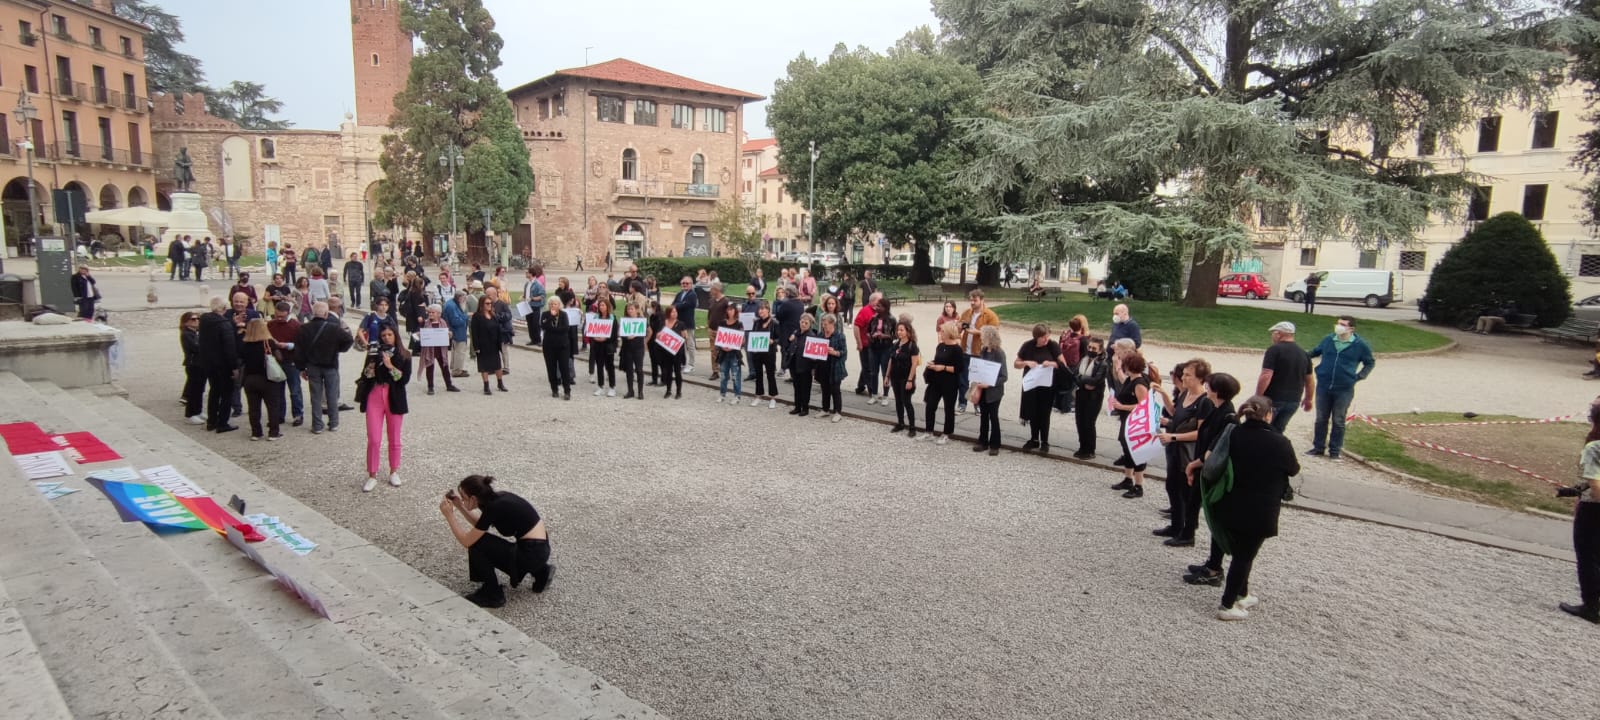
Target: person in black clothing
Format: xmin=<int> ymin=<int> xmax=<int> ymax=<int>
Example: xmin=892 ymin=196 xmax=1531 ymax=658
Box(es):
xmin=167 ymin=237 xmax=187 ymax=281
xmin=671 ymin=276 xmax=699 ymax=373
xmin=441 ymin=476 xmax=560 ymax=611
xmin=540 ymin=298 xmax=575 ymax=399
xmin=70 ymin=265 xmax=99 ymax=320
xmin=865 ymin=297 xmax=897 ymax=406
xmin=1302 ymin=272 xmax=1321 ymax=314
xmin=924 ymin=322 xmax=964 ymax=443
xmin=198 ymin=297 xmax=240 ymax=433
xmin=773 ymin=287 xmax=803 ymax=377
xmin=1257 ymin=321 xmax=1314 ymax=432
xmin=887 ymin=316 xmax=921 ymax=437
xmin=618 ymin=301 xmax=647 ymax=400
xmin=471 ymin=295 xmax=507 ymax=395
xmin=1182 ymin=373 xmax=1243 ymax=588
xmin=179 ymin=312 xmax=206 ymax=424
xmin=1154 ymin=359 xmax=1211 ymax=546
xmin=1109 ymin=347 xmax=1153 ymax=497
xmin=749 ymin=301 xmax=779 ymax=408
xmin=646 ymin=301 xmax=667 ymax=387
xmin=344 ymin=253 xmax=366 ymax=308
xmin=294 ymin=302 xmax=355 ymax=434
xmin=789 ymin=314 xmax=818 ymax=416
xmin=1073 ymin=338 xmax=1109 ymax=459
xmin=589 ymin=298 xmax=619 ymax=397
xmin=1015 ymin=323 xmax=1067 ymax=454
xmin=1203 ymin=395 xmax=1300 ymax=620
xmin=239 ymin=319 xmax=286 ymax=441
xmin=490 ymin=287 xmax=515 ymax=375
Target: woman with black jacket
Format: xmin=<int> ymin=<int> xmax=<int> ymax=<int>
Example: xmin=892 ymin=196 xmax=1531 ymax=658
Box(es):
xmin=1073 ymin=338 xmax=1109 ymax=459
xmin=1154 ymin=359 xmax=1211 ymax=546
xmin=540 ymin=298 xmax=574 ymax=400
xmin=789 ymin=314 xmax=818 ymax=416
xmin=239 ymin=319 xmax=285 ymax=441
xmin=1181 ymin=373 xmax=1242 ymax=587
xmin=922 ymin=322 xmax=964 ymax=444
xmin=180 ymin=312 xmax=206 ymax=424
xmin=1203 ymin=395 xmax=1299 ymax=620
xmin=1015 ymin=323 xmax=1066 ymax=454
xmin=619 ymin=301 xmax=647 ymax=400
xmin=749 ymin=301 xmax=779 ymax=408
xmin=590 ymin=298 xmax=619 ymax=397
xmin=471 ymin=295 xmax=507 ymax=395
xmin=358 ymin=325 xmax=412 ymax=493
xmin=887 ymin=316 xmax=921 ymax=437
xmin=657 ymin=305 xmax=686 ymax=399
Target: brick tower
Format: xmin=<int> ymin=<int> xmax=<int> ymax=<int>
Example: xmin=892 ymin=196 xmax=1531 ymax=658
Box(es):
xmin=350 ymin=0 xmax=413 ymax=127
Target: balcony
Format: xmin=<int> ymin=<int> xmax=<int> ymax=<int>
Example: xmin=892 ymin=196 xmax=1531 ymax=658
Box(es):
xmin=40 ymin=142 xmax=148 ymax=167
xmin=614 ymin=179 xmax=720 ymax=200
xmin=56 ymin=79 xmax=85 ymax=101
xmin=122 ymin=92 xmax=146 ymax=113
xmin=91 ymin=85 xmax=109 ymax=105
xmin=19 ymin=31 xmax=37 ymax=46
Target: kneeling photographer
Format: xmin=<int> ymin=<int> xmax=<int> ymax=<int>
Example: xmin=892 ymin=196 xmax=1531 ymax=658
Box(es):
xmin=439 ymin=474 xmax=555 ymax=608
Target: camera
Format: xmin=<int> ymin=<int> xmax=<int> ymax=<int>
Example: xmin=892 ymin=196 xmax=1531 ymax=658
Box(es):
xmin=1557 ymin=486 xmax=1582 ymax=498
xmin=445 ymin=489 xmax=458 ymax=500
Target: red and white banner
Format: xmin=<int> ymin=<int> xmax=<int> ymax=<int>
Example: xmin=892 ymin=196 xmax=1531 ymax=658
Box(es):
xmin=714 ymin=326 xmax=746 ymax=351
xmin=585 ymin=317 xmax=614 ymax=340
xmin=654 ymin=328 xmax=685 ymax=355
xmin=1123 ymin=392 xmax=1165 ymax=466
xmin=803 ymin=336 xmax=831 ymax=361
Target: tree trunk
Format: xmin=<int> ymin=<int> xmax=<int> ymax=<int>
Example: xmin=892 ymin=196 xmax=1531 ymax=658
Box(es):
xmin=975 ymin=259 xmax=1000 ymax=287
xmin=908 ymin=241 xmax=935 ymax=285
xmin=1181 ymin=246 xmax=1222 ymax=308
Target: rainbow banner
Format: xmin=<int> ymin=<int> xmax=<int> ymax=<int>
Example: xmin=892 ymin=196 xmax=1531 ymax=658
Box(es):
xmin=87 ymin=477 xmax=264 ymax=541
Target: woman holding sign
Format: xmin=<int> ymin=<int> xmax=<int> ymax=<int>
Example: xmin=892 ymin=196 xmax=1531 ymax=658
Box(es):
xmin=817 ymin=314 xmax=849 ymax=423
xmin=657 ymin=305 xmax=686 ymax=399
xmin=471 ymin=294 xmax=507 ymax=395
xmin=789 ymin=313 xmax=818 ymax=416
xmin=1109 ymin=350 xmax=1153 ymax=498
xmin=419 ymin=304 xmax=460 ymax=395
xmin=749 ymin=301 xmax=778 ymax=408
xmin=716 ymin=303 xmax=745 ymax=404
xmin=589 ymin=298 xmax=619 ymax=397
xmin=618 ymin=302 xmax=647 ymax=399
xmin=1014 ymin=323 xmax=1066 ymax=454
xmin=971 ymin=327 xmax=1009 ymax=455
xmin=887 ymin=316 xmax=921 ymax=437
xmin=541 ymin=298 xmax=575 ymax=400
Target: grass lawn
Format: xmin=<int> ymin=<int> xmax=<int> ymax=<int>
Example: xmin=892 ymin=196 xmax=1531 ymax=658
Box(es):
xmin=992 ymin=298 xmax=1450 ymax=353
xmin=87 ymin=253 xmax=267 ymax=269
xmin=1343 ymin=412 xmax=1578 ymax=515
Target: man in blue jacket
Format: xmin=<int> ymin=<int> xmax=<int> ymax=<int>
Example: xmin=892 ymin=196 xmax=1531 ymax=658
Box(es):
xmin=672 ymin=276 xmax=699 ymax=373
xmin=1306 ymin=315 xmax=1375 ymax=460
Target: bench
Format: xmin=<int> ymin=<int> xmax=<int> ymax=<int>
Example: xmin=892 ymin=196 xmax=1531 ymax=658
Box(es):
xmin=884 ymin=293 xmax=908 ymax=307
xmin=1540 ymin=318 xmax=1600 ymax=344
xmin=1508 ymin=313 xmax=1539 ymax=329
xmin=915 ymin=291 xmax=943 ymax=303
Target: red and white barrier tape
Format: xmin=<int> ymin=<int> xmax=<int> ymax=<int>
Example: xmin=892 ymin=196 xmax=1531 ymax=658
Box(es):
xmin=1345 ymin=415 xmax=1561 ymax=485
xmin=1345 ymin=412 xmax=1580 ymax=428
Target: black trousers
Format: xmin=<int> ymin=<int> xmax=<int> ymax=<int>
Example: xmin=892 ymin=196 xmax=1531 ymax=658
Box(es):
xmin=1115 ymin=417 xmax=1147 ymax=471
xmin=1184 ymin=471 xmax=1204 ymax=538
xmin=544 ymin=349 xmax=574 ymax=393
xmin=977 ymin=399 xmax=1001 ymax=447
xmin=1074 ymin=389 xmax=1101 ymax=454
xmin=182 ymin=367 xmax=206 ymax=419
xmin=1022 ymin=387 xmax=1053 ymax=443
xmin=1220 ymin=533 xmax=1267 ymax=609
xmin=1576 ymin=502 xmax=1600 ymax=608
xmin=527 ymin=313 xmax=542 ymax=344
xmin=593 ymin=345 xmax=616 ymax=388
xmin=793 ymin=366 xmax=815 ymax=411
xmin=205 ymin=370 xmax=235 ymax=429
xmin=924 ymin=380 xmax=957 ymax=435
xmin=241 ymin=372 xmax=284 ymax=437
xmin=1165 ymin=444 xmax=1194 ymax=535
xmin=890 ymin=374 xmax=915 ymax=427
xmin=751 ymin=351 xmax=777 ymax=397
xmin=467 ymin=536 xmax=552 ymax=590
xmin=620 ymin=344 xmax=645 ymax=395
xmin=661 ymin=352 xmax=683 ymax=392
xmin=349 ymin=281 xmax=363 ymax=308
xmin=817 ymin=365 xmax=841 ymax=413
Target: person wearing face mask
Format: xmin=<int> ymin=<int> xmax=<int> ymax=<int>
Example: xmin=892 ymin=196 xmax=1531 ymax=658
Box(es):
xmin=1108 ymin=303 xmax=1142 ymax=349
xmin=1305 ymin=315 xmax=1375 ymax=461
xmin=1072 ymin=338 xmax=1110 ymax=459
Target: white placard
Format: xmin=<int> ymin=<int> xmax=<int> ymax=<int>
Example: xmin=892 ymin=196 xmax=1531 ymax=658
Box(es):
xmin=739 ymin=312 xmax=756 ymax=331
xmin=966 ymin=358 xmax=1001 ymax=386
xmin=619 ymin=317 xmax=647 ymax=337
xmin=563 ymin=307 xmax=581 ymax=326
xmin=419 ymin=327 xmax=450 ymax=347
xmin=14 ymin=452 xmax=71 ymax=480
xmin=1022 ymin=366 xmax=1054 ymax=392
xmin=747 ymin=331 xmax=771 ymax=352
xmin=515 ymin=300 xmax=534 ymax=319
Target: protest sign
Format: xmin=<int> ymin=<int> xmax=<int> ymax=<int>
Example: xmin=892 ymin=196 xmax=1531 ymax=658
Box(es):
xmin=654 ymin=328 xmax=685 ymax=354
xmin=1022 ymin=366 xmax=1054 ymax=392
xmin=563 ymin=307 xmax=582 ymax=327
xmin=967 ymin=358 xmax=1001 ymax=386
xmin=419 ymin=328 xmax=450 ymax=347
xmin=739 ymin=312 xmax=756 ymax=331
xmin=715 ymin=326 xmax=746 ymax=350
xmin=619 ymin=317 xmax=647 ymax=337
xmin=13 ymin=451 xmax=70 ymax=480
xmin=585 ymin=317 xmax=615 ymax=340
xmin=514 ymin=300 xmax=534 ymax=319
xmin=803 ymin=336 xmax=831 ymax=361
xmin=1123 ymin=392 xmax=1166 ymax=466
xmin=747 ymin=331 xmax=771 ymax=352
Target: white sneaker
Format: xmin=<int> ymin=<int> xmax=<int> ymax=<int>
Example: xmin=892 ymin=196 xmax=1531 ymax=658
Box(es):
xmin=389 ymin=471 xmax=402 ymax=487
xmin=595 ymin=388 xmax=605 ymax=397
xmin=830 ymin=413 xmax=843 ymax=423
xmin=717 ymin=395 xmax=725 ymax=403
xmin=732 ymin=397 xmax=742 ymax=405
xmin=362 ymin=476 xmax=378 ymax=493
xmin=1216 ymin=604 xmax=1249 ymax=621
xmin=936 ymin=435 xmax=949 ymax=446
xmin=751 ymin=398 xmax=761 ymax=407
xmin=768 ymin=398 xmax=776 ymax=409
xmin=866 ymin=396 xmax=878 ymax=406
xmin=607 ymin=388 xmax=616 ymax=397
xmin=185 ymin=415 xmax=205 ymax=425
xmin=686 ymin=365 xmax=695 ymax=374
xmin=588 ymin=374 xmax=596 ymax=384
xmin=1237 ymin=595 xmax=1259 ymax=610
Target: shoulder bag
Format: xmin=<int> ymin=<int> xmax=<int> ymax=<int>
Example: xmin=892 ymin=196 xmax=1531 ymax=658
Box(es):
xmin=263 ymin=342 xmax=287 ymax=382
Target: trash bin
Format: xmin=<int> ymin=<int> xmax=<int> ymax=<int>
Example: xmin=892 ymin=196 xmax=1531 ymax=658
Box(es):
xmin=0 ymin=273 xmax=24 ymax=321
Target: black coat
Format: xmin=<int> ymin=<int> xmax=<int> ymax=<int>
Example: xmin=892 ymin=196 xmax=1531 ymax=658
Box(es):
xmin=470 ymin=312 xmax=502 ymax=354
xmin=1212 ymin=419 xmax=1299 ymax=539
xmin=293 ymin=316 xmax=354 ymax=369
xmin=540 ymin=311 xmax=571 ymax=355
xmin=357 ymin=349 xmax=411 ymax=415
xmin=197 ymin=311 xmax=238 ymax=373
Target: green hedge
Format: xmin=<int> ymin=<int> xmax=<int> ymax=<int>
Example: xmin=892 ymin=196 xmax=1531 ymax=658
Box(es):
xmin=835 ymin=263 xmax=946 ymax=283
xmin=635 ymin=258 xmax=824 ymax=287
xmin=1107 ymin=248 xmax=1184 ymax=301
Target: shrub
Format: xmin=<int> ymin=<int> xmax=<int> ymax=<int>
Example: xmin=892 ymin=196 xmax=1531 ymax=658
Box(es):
xmin=1107 ymin=247 xmax=1184 ymax=301
xmin=1422 ymin=212 xmax=1571 ymax=327
xmin=633 ymin=258 xmax=822 ymax=288
xmin=835 ymin=263 xmax=946 ymax=284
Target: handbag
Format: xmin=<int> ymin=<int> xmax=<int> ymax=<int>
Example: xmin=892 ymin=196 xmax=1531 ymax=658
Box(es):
xmin=263 ymin=342 xmax=287 ymax=382
xmin=1200 ymin=423 xmax=1236 ymax=484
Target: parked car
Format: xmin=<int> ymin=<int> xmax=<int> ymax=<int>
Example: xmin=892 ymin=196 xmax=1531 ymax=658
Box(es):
xmin=1217 ymin=272 xmax=1271 ymax=299
xmin=813 ymin=251 xmax=842 ymax=268
xmin=1283 ymin=269 xmax=1395 ymax=308
xmin=1573 ymin=294 xmax=1600 ymax=322
xmin=780 ymin=251 xmax=810 ymax=264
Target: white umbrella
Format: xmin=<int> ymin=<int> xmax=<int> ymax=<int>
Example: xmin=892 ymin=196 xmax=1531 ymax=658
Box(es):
xmin=84 ymin=205 xmax=173 ymax=228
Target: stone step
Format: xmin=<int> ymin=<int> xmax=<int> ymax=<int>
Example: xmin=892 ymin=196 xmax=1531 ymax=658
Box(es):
xmin=11 ymin=379 xmax=448 ymax=720
xmin=35 ymin=382 xmax=528 ymax=720
xmin=0 ymin=574 xmax=73 ymax=720
xmin=66 ymin=387 xmax=658 ymax=718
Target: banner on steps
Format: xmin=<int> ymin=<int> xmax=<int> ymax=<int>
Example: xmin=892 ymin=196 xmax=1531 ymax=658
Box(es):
xmin=227 ymin=525 xmax=332 ymax=620
xmin=13 ymin=451 xmax=71 ymax=480
xmin=50 ymin=431 xmax=122 ymax=464
xmin=0 ymin=422 xmax=61 ymax=454
xmin=86 ymin=476 xmax=264 ymax=541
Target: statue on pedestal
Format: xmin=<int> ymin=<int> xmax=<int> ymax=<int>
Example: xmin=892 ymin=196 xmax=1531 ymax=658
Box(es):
xmin=173 ymin=147 xmax=196 ymax=192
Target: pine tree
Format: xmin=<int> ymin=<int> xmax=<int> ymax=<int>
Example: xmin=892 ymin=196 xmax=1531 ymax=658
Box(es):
xmin=374 ymin=0 xmax=532 ymax=257
xmin=939 ymin=0 xmax=1577 ymax=307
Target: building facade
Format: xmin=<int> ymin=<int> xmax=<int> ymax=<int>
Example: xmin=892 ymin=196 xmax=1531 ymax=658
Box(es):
xmin=145 ymin=0 xmax=407 ymax=257
xmin=505 ymin=58 xmax=762 ymax=265
xmin=0 ymin=0 xmax=155 ymax=253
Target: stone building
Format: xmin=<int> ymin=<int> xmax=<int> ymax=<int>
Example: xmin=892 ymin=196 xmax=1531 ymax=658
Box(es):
xmin=146 ymin=0 xmax=407 ymax=257
xmin=505 ymin=58 xmax=763 ymax=265
xmin=0 ymin=0 xmax=156 ymax=254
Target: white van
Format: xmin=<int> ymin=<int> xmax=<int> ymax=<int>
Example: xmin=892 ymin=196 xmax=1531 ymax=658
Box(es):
xmin=888 ymin=251 xmax=914 ymax=267
xmin=1283 ymin=269 xmax=1395 ymax=308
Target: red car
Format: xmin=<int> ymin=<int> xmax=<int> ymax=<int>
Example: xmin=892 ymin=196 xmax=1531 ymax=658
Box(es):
xmin=1217 ymin=273 xmax=1271 ymax=299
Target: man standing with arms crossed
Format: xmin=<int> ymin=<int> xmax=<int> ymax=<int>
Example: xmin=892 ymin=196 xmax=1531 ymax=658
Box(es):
xmin=1306 ymin=315 xmax=1375 ymax=461
xmin=672 ymin=276 xmax=699 ymax=374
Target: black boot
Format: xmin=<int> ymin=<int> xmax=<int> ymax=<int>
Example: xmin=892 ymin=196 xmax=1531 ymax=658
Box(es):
xmin=463 ymin=583 xmax=506 ymax=608
xmin=498 ymin=379 xmax=508 ymax=392
xmin=483 ymin=380 xmax=491 ymax=396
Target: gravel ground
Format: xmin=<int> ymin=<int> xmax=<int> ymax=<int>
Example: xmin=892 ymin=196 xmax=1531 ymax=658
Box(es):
xmin=107 ymin=304 xmax=1598 ymax=720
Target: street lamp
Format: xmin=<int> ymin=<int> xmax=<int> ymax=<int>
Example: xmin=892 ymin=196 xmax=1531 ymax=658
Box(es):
xmin=808 ymin=140 xmax=819 ymax=253
xmin=481 ymin=207 xmax=494 ymax=264
xmin=438 ymin=144 xmax=464 ymax=252
xmin=14 ymin=90 xmax=41 ymax=269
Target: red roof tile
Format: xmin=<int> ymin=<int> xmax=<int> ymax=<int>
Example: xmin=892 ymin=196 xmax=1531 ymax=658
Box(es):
xmin=510 ymin=58 xmax=764 ymax=101
xmin=759 ymin=166 xmax=783 ymax=178
xmin=743 ymin=138 xmax=777 ymax=153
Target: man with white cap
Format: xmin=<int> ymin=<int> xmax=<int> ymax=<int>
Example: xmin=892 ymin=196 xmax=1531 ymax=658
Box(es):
xmin=1256 ymin=320 xmax=1314 ymax=433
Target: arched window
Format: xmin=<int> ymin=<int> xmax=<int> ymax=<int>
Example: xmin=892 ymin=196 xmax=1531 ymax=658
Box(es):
xmin=621 ymin=148 xmax=637 ymax=181
xmin=691 ymin=153 xmax=705 ymax=185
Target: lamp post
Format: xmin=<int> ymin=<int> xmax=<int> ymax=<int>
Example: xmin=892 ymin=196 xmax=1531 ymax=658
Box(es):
xmin=481 ymin=207 xmax=494 ymax=265
xmin=808 ymin=140 xmax=819 ymax=253
xmin=14 ymin=90 xmax=41 ymax=270
xmin=438 ymin=144 xmax=464 ymax=255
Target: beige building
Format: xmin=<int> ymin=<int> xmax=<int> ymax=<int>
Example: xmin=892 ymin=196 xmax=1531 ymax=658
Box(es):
xmin=0 ymin=0 xmax=155 ymax=253
xmin=506 ymin=59 xmax=762 ymax=265
xmin=1241 ymin=81 xmax=1598 ymax=301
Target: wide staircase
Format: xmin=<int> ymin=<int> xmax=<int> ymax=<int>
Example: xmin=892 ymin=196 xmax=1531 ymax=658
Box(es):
xmin=0 ymin=372 xmax=661 ymax=720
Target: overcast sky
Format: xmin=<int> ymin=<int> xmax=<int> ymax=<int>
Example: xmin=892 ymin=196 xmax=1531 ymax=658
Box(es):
xmin=156 ymin=0 xmax=940 ymax=136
